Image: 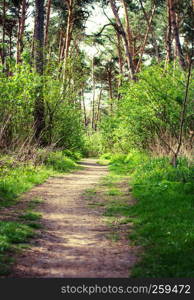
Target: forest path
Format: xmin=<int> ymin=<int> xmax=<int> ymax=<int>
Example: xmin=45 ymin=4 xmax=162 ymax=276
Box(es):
xmin=10 ymin=159 xmax=136 ymax=278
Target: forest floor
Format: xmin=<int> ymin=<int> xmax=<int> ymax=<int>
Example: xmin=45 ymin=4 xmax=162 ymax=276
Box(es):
xmin=4 ymin=158 xmax=137 ymax=278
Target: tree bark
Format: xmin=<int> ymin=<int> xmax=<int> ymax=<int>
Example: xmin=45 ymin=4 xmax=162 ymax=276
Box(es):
xmin=169 ymin=0 xmax=186 ymax=69
xmin=34 ymin=0 xmax=45 ymax=143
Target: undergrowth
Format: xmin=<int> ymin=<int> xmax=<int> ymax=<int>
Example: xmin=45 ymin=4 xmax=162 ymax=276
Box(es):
xmin=0 ymin=150 xmax=81 ymax=207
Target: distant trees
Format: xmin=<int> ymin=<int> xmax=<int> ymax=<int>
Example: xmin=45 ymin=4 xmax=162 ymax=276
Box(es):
xmin=0 ymin=0 xmax=193 ymax=160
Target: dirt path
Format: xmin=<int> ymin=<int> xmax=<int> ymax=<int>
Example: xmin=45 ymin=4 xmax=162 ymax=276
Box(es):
xmin=10 ymin=159 xmax=136 ymax=278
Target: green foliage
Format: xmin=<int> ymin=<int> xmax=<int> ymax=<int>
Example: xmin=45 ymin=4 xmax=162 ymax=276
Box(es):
xmin=0 ymin=62 xmax=86 ymax=151
xmin=45 ymin=151 xmax=77 ymax=172
xmin=110 ymin=152 xmax=194 ymax=277
xmin=100 ymin=64 xmax=194 ymax=154
xmin=83 ymin=132 xmax=104 ymax=157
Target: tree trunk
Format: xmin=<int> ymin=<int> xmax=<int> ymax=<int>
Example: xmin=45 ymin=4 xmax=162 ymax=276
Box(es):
xmin=91 ymin=56 xmax=96 ymax=130
xmin=96 ymin=88 xmax=103 ymax=129
xmin=82 ymin=90 xmax=87 ymax=128
xmin=136 ymin=4 xmax=156 ymax=73
xmin=166 ymin=0 xmax=173 ymax=63
xmin=34 ymin=0 xmax=45 ymax=144
xmin=107 ymin=65 xmax=113 ymax=114
xmin=139 ymin=0 xmax=159 ymax=62
xmin=169 ymin=0 xmax=186 ymax=69
xmin=16 ymin=0 xmax=27 ymax=64
xmin=1 ymin=0 xmax=6 ymax=71
xmin=44 ymin=0 xmax=52 ymax=47
xmin=109 ymin=0 xmax=135 ymax=80
xmin=63 ymin=0 xmax=74 ymax=71
xmin=116 ymin=30 xmax=123 ymax=77
xmin=120 ymin=0 xmax=134 ymax=58
xmin=171 ymin=61 xmax=192 ymax=167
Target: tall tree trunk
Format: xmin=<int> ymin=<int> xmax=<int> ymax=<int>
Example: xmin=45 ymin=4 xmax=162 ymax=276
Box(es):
xmin=171 ymin=61 xmax=192 ymax=166
xmin=1 ymin=0 xmax=6 ymax=71
xmin=120 ymin=0 xmax=134 ymax=57
xmin=116 ymin=30 xmax=123 ymax=77
xmin=63 ymin=0 xmax=74 ymax=72
xmin=82 ymin=90 xmax=87 ymax=128
xmin=34 ymin=0 xmax=45 ymax=144
xmin=109 ymin=0 xmax=135 ymax=80
xmin=107 ymin=65 xmax=113 ymax=114
xmin=31 ymin=17 xmax=36 ymax=63
xmin=169 ymin=0 xmax=186 ymax=69
xmin=166 ymin=0 xmax=173 ymax=63
xmin=44 ymin=0 xmax=51 ymax=47
xmin=96 ymin=88 xmax=103 ymax=129
xmin=91 ymin=56 xmax=96 ymax=130
xmin=16 ymin=0 xmax=27 ymax=64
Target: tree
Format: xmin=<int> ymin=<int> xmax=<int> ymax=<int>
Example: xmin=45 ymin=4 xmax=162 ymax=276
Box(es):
xmin=168 ymin=0 xmax=186 ymax=69
xmin=109 ymin=0 xmax=136 ymax=80
xmin=34 ymin=0 xmax=45 ymax=143
xmin=16 ymin=0 xmax=28 ymax=64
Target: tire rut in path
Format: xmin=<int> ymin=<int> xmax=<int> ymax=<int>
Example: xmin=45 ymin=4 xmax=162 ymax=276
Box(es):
xmin=10 ymin=159 xmax=137 ymax=278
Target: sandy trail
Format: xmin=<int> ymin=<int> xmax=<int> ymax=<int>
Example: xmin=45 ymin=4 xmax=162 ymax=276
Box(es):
xmin=10 ymin=159 xmax=136 ymax=278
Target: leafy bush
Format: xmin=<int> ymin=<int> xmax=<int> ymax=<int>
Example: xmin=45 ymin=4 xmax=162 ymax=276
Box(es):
xmin=83 ymin=132 xmax=104 ymax=157
xmin=100 ymin=64 xmax=194 ymax=154
xmin=45 ymin=151 xmax=76 ymax=171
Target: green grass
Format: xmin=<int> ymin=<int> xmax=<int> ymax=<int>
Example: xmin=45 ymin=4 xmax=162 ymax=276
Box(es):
xmin=0 ymin=150 xmax=80 ymax=208
xmin=19 ymin=211 xmax=41 ymax=221
xmin=109 ymin=151 xmax=194 ymax=277
xmin=106 ymin=188 xmax=122 ymax=196
xmin=0 ymin=221 xmax=35 ymax=275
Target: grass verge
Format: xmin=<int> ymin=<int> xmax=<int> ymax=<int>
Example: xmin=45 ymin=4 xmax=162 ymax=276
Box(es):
xmin=0 ymin=149 xmax=82 ymax=275
xmin=108 ymin=151 xmax=194 ymax=277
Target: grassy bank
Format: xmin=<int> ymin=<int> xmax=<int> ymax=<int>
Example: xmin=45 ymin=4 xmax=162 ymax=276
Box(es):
xmin=103 ymin=151 xmax=194 ymax=277
xmin=0 ymin=149 xmax=81 ymax=275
